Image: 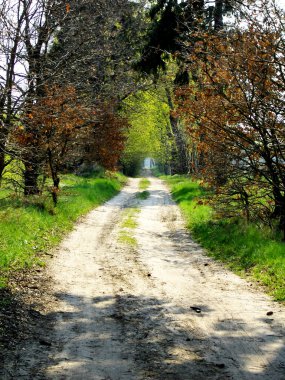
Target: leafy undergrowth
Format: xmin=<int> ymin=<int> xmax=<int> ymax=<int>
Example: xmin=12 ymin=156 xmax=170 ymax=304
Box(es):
xmin=0 ymin=172 xmax=126 ymax=286
xmin=163 ymin=175 xmax=285 ymax=302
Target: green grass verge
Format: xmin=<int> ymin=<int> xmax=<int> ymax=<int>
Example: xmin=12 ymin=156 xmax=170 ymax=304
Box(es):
xmin=163 ymin=175 xmax=285 ymax=302
xmin=0 ymin=172 xmax=126 ymax=285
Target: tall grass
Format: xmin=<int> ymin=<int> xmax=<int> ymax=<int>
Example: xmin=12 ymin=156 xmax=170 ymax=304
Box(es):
xmin=0 ymin=172 xmax=126 ymax=284
xmin=163 ymin=175 xmax=285 ymax=302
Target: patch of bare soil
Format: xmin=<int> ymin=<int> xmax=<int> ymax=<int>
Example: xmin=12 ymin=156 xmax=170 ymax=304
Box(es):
xmin=1 ymin=177 xmax=285 ymax=379
xmin=0 ymin=267 xmax=56 ymax=378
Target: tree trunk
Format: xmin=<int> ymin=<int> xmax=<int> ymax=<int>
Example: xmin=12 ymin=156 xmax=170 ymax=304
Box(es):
xmin=276 ymin=199 xmax=285 ymax=241
xmin=166 ymin=88 xmax=189 ymax=174
xmin=169 ymin=115 xmax=189 ymax=174
xmin=47 ymin=148 xmax=60 ymax=206
xmin=271 ymin=188 xmax=285 ymax=241
xmin=51 ymin=176 xmax=60 ymax=206
xmin=0 ymin=122 xmax=9 ymax=179
xmin=0 ymin=150 xmax=5 ymax=179
xmin=214 ymin=0 xmax=224 ymax=30
xmin=280 ymin=213 xmax=285 ymax=242
xmin=24 ymin=163 xmax=40 ymax=195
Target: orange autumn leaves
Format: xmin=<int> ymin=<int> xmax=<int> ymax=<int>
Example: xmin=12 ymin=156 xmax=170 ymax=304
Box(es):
xmin=175 ymin=24 xmax=285 ymax=227
xmin=85 ymin=105 xmax=127 ymax=171
xmin=15 ymin=85 xmax=127 ymax=173
xmin=176 ymin=28 xmax=285 ymax=182
xmin=15 ymin=86 xmax=85 ymax=160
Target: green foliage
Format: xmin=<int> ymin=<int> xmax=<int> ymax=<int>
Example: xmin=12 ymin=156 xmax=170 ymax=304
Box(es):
xmin=138 ymin=0 xmax=238 ymax=75
xmin=121 ymin=158 xmax=142 ymax=177
xmin=121 ymin=89 xmax=173 ymax=173
xmin=164 ymin=175 xmax=285 ymax=302
xmin=138 ymin=0 xmax=183 ymax=74
xmin=0 ymin=173 xmax=126 ymax=286
xmin=1 ymin=156 xmax=24 ymax=190
xmin=151 ymin=166 xmax=164 ymax=177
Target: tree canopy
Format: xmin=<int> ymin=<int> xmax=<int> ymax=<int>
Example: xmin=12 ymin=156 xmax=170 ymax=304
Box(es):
xmin=121 ymin=89 xmax=173 ymax=175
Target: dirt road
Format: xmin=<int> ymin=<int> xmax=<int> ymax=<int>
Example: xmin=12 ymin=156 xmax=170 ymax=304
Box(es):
xmin=4 ymin=177 xmax=285 ymax=379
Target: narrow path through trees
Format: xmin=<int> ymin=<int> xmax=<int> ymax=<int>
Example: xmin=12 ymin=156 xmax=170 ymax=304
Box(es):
xmin=4 ymin=178 xmax=285 ymax=379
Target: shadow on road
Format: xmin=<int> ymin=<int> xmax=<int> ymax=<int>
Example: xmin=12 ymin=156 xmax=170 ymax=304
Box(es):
xmin=1 ymin=289 xmax=284 ymax=379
